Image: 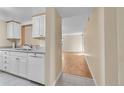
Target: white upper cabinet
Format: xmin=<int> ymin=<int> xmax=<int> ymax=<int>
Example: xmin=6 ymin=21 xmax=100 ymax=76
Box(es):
xmin=32 ymin=15 xmax=46 ymax=38
xmin=7 ymin=21 xmax=21 ymax=39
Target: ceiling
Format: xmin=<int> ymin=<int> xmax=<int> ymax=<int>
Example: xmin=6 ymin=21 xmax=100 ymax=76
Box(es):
xmin=0 ymin=7 xmax=92 ymax=22
xmin=58 ymin=7 xmax=92 ymax=34
xmin=0 ymin=7 xmax=46 ymax=22
xmin=62 ymin=15 xmax=87 ymax=34
xmin=56 ymin=7 xmax=92 ymax=18
xmin=0 ymin=7 xmax=92 ymax=34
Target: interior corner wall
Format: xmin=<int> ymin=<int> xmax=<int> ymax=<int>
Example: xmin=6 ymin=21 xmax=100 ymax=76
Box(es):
xmin=45 ymin=8 xmax=62 ymax=86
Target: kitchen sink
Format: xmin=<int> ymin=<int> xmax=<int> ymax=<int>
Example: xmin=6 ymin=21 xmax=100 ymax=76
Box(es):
xmin=14 ymin=48 xmax=32 ymax=51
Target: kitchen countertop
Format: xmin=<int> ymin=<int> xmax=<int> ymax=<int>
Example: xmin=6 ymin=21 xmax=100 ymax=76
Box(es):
xmin=0 ymin=48 xmax=45 ymax=54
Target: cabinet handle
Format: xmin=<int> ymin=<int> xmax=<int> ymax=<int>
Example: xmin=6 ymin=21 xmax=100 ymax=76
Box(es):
xmin=29 ymin=55 xmax=43 ymax=58
xmin=5 ymin=56 xmax=7 ymax=59
xmin=29 ymin=55 xmax=36 ymax=57
xmin=16 ymin=58 xmax=20 ymax=60
xmin=4 ymin=66 xmax=7 ymax=69
xmin=4 ymin=61 xmax=7 ymax=63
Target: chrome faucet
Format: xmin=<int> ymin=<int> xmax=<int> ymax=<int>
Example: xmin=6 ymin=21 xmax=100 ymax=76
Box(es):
xmin=23 ymin=43 xmax=32 ymax=49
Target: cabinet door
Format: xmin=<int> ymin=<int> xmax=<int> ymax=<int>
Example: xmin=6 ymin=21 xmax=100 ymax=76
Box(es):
xmin=2 ymin=56 xmax=11 ymax=72
xmin=32 ymin=16 xmax=40 ymax=37
xmin=7 ymin=22 xmax=14 ymax=38
xmin=9 ymin=56 xmax=19 ymax=75
xmin=0 ymin=56 xmax=3 ymax=70
xmin=39 ymin=15 xmax=45 ymax=37
xmin=28 ymin=57 xmax=44 ymax=84
xmin=18 ymin=58 xmax=27 ymax=78
xmin=7 ymin=22 xmax=20 ymax=39
xmin=14 ymin=23 xmax=21 ymax=39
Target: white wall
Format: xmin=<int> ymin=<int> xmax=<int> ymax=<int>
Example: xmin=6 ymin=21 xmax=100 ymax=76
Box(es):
xmin=62 ymin=15 xmax=88 ymax=34
xmin=0 ymin=19 xmax=11 ymax=47
xmin=46 ymin=8 xmax=62 ymax=85
xmin=104 ymin=8 xmax=118 ymax=85
xmin=85 ymin=8 xmax=118 ymax=86
xmin=117 ymin=8 xmax=124 ymax=85
xmin=62 ymin=34 xmax=83 ymax=52
xmin=24 ymin=25 xmax=45 ymax=47
xmin=85 ymin=8 xmax=105 ymax=85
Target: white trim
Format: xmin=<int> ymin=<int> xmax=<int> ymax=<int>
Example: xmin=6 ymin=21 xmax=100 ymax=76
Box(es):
xmin=62 ymin=32 xmax=83 ymax=36
xmin=52 ymin=72 xmax=63 ymax=86
xmin=85 ymin=57 xmax=97 ymax=86
xmin=21 ymin=20 xmax=32 ymax=26
xmin=62 ymin=50 xmax=83 ymax=53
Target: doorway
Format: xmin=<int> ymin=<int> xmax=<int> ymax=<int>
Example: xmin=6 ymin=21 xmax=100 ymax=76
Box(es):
xmin=60 ymin=15 xmax=93 ymax=84
xmin=56 ymin=31 xmax=94 ymax=86
xmin=62 ymin=34 xmax=92 ymax=78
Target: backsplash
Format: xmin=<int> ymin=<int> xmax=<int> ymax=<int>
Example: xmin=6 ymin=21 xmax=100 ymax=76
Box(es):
xmin=23 ymin=25 xmax=45 ymax=47
xmin=32 ymin=45 xmax=45 ymax=52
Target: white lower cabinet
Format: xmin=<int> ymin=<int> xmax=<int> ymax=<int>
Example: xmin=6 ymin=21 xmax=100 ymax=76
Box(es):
xmin=9 ymin=56 xmax=27 ymax=78
xmin=9 ymin=54 xmax=28 ymax=78
xmin=0 ymin=51 xmax=45 ymax=84
xmin=28 ymin=55 xmax=45 ymax=84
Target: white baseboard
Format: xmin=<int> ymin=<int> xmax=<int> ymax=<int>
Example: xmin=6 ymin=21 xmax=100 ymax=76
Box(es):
xmin=85 ymin=57 xmax=97 ymax=86
xmin=52 ymin=72 xmax=63 ymax=86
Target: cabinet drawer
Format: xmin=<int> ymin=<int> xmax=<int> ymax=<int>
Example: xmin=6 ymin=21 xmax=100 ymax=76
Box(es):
xmin=0 ymin=56 xmax=3 ymax=70
xmin=10 ymin=52 xmax=28 ymax=57
xmin=0 ymin=51 xmax=2 ymax=56
xmin=3 ymin=51 xmax=9 ymax=55
xmin=2 ymin=64 xmax=10 ymax=72
xmin=3 ymin=55 xmax=9 ymax=60
xmin=3 ymin=60 xmax=8 ymax=64
xmin=3 ymin=56 xmax=8 ymax=59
